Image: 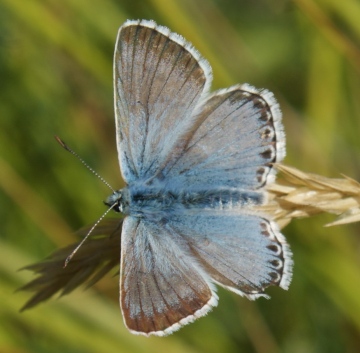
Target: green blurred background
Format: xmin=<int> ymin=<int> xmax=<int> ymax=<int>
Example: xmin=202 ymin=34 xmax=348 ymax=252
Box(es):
xmin=1 ymin=0 xmax=360 ymax=352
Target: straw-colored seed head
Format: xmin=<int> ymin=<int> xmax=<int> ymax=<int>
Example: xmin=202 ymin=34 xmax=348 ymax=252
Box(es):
xmin=259 ymin=164 xmax=360 ymax=228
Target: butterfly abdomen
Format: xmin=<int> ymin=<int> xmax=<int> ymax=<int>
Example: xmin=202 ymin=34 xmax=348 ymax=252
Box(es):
xmin=181 ymin=189 xmax=264 ymax=209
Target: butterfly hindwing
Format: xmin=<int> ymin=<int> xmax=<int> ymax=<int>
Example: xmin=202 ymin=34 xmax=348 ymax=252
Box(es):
xmin=120 ymin=216 xmax=218 ymax=336
xmin=165 ymin=210 xmax=293 ymax=299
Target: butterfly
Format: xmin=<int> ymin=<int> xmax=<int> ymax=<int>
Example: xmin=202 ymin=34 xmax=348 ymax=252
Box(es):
xmin=104 ymin=19 xmax=293 ymax=337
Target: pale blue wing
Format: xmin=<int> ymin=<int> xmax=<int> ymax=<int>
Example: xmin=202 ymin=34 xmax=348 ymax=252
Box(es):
xmin=165 ymin=210 xmax=293 ymax=299
xmin=162 ymin=84 xmax=285 ymax=190
xmin=114 ymin=20 xmax=212 ymax=183
xmin=120 ymin=216 xmax=218 ymax=337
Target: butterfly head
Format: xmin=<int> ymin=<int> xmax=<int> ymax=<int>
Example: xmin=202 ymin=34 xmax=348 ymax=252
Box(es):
xmin=104 ymin=187 xmax=129 ymax=214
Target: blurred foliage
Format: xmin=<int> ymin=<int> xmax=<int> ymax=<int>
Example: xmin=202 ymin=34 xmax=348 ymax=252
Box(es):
xmin=1 ymin=0 xmax=360 ymax=352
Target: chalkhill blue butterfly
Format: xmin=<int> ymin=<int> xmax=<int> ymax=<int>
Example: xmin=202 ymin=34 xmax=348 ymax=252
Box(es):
xmin=104 ymin=19 xmax=293 ymax=336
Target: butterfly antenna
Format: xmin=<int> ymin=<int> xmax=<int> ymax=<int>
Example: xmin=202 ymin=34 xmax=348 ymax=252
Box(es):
xmin=55 ymin=136 xmax=115 ymax=192
xmin=55 ymin=135 xmax=118 ymax=266
xmin=64 ymin=203 xmax=118 ymax=267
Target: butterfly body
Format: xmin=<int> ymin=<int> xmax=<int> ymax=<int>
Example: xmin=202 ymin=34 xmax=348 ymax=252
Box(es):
xmin=107 ymin=183 xmax=264 ymax=219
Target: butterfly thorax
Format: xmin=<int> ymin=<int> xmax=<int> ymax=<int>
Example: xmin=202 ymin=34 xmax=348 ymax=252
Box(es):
xmin=105 ymin=182 xmax=264 ymax=218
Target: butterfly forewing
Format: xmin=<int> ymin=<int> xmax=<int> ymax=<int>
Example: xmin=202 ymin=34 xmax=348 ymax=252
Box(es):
xmin=114 ymin=20 xmax=211 ymax=183
xmin=163 ymin=85 xmax=285 ymax=190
